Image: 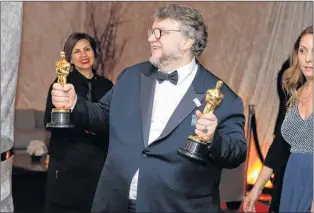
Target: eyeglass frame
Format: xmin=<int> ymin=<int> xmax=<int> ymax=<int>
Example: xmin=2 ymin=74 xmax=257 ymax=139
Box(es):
xmin=148 ymin=28 xmax=181 ymax=40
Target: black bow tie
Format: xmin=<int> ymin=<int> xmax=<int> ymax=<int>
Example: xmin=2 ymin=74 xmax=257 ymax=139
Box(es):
xmin=156 ymin=70 xmax=178 ymax=85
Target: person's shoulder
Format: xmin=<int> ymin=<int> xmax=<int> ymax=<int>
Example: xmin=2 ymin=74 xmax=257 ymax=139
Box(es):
xmin=117 ymin=61 xmax=152 ymax=79
xmin=125 ymin=61 xmax=151 ymax=72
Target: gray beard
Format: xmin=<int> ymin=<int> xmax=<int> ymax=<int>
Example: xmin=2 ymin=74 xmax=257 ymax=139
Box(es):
xmin=149 ymin=52 xmax=182 ymax=70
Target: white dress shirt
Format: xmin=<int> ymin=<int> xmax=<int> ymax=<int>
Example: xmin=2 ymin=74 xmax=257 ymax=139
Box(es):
xmin=129 ymin=58 xmax=198 ymax=200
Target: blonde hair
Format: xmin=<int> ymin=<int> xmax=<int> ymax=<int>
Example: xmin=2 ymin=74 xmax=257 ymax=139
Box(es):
xmin=282 ymin=25 xmax=313 ymax=108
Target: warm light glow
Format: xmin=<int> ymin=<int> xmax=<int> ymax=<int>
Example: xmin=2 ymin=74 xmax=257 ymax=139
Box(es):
xmin=44 ymin=155 xmax=50 ymax=167
xmin=247 ymin=160 xmax=273 ymax=188
xmin=6 ymin=152 xmax=11 ymax=160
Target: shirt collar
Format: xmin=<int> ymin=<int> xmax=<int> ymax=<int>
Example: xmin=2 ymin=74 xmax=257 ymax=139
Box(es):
xmin=157 ymin=58 xmax=196 ymax=85
xmin=175 ymin=57 xmax=196 ymax=85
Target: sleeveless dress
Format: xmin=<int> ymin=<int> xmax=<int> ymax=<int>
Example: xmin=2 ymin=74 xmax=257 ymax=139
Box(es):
xmin=279 ymin=103 xmax=313 ymax=212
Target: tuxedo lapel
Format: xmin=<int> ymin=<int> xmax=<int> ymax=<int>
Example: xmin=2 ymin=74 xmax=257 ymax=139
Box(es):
xmin=141 ymin=65 xmax=157 ymax=148
xmin=154 ymin=62 xmax=214 ymax=143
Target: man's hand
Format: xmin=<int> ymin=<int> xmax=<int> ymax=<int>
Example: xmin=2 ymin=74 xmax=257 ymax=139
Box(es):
xmin=194 ymin=110 xmax=218 ymax=141
xmin=51 ymin=83 xmax=77 ymax=109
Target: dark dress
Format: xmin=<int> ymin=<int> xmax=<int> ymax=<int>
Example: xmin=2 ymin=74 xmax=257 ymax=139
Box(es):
xmin=44 ymin=68 xmax=113 ymax=212
xmin=263 ymin=60 xmax=291 ymax=212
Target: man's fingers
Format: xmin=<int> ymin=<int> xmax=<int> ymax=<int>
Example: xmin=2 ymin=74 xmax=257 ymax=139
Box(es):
xmin=201 ymin=113 xmax=216 ymax=120
xmin=52 ymin=83 xmax=73 ymax=92
xmin=197 ymin=118 xmax=216 ymax=126
xmin=195 ymin=111 xmax=217 ymax=122
xmin=52 ymin=96 xmax=69 ymax=103
xmin=51 ymin=90 xmax=69 ymax=97
xmin=195 ymin=124 xmax=214 ymax=132
xmin=195 ymin=110 xmax=202 ymax=119
xmin=63 ymin=84 xmax=73 ymax=92
xmin=194 ymin=129 xmax=210 ymax=141
xmin=195 ymin=124 xmax=205 ymax=131
xmin=52 ymin=97 xmax=71 ymax=109
xmin=52 ymin=83 xmax=64 ymax=91
xmin=51 ymin=83 xmax=76 ymax=110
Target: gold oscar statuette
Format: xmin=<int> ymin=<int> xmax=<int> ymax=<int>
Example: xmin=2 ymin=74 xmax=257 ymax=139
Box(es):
xmin=46 ymin=51 xmax=74 ymax=128
xmin=178 ymin=80 xmax=224 ymax=163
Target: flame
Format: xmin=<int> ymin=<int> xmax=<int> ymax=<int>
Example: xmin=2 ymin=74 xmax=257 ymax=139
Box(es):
xmin=44 ymin=154 xmax=49 ymax=169
xmin=247 ymin=160 xmax=273 ymax=188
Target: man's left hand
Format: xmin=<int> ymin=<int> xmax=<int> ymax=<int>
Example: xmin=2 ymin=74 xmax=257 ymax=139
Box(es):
xmin=194 ymin=110 xmax=218 ymax=141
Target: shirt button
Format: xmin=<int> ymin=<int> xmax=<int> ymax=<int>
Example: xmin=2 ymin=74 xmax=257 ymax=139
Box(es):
xmin=142 ymin=153 xmax=148 ymax=158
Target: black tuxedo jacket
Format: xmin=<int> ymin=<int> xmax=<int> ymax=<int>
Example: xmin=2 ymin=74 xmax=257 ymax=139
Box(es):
xmin=72 ymin=61 xmax=247 ymax=212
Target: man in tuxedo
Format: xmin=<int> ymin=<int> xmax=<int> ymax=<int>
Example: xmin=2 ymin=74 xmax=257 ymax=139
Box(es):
xmin=51 ymin=4 xmax=247 ymax=212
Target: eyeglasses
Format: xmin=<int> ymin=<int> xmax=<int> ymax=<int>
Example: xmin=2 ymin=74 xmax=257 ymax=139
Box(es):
xmin=148 ymin=28 xmax=181 ymax=40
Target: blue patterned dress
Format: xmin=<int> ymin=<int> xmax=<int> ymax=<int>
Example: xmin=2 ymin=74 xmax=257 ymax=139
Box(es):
xmin=279 ymin=103 xmax=313 ymax=212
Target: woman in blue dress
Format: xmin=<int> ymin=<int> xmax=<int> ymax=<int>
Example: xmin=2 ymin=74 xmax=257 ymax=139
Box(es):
xmin=280 ymin=25 xmax=313 ymax=212
xmin=243 ymin=26 xmax=313 ymax=213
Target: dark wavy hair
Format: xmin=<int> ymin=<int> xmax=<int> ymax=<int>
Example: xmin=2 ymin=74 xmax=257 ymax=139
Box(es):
xmin=63 ymin=32 xmax=98 ymax=74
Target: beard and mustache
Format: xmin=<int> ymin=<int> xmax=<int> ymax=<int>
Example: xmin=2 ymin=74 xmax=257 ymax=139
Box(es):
xmin=149 ymin=46 xmax=183 ymax=69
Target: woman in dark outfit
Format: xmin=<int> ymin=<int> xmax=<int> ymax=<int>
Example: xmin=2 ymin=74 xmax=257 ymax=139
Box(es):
xmin=262 ymin=60 xmax=291 ymax=213
xmin=243 ymin=60 xmax=291 ymax=213
xmin=44 ymin=32 xmax=113 ymax=212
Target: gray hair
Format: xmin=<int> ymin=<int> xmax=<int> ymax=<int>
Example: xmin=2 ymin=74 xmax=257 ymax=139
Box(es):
xmin=154 ymin=4 xmax=208 ymax=56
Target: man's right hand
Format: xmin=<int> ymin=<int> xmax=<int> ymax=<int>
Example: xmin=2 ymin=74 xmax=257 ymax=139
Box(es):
xmin=51 ymin=83 xmax=77 ymax=109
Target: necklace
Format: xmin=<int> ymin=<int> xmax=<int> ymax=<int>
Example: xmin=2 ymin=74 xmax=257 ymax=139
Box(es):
xmin=301 ymin=91 xmax=309 ymax=104
xmin=301 ymin=84 xmax=311 ymax=105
